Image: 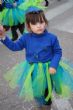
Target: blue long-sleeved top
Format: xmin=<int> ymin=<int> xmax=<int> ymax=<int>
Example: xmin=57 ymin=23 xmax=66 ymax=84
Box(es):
xmin=1 ymin=30 xmax=62 ymax=69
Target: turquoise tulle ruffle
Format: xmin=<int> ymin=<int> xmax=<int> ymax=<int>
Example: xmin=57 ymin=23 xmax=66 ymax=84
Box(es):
xmin=0 ymin=0 xmax=45 ymax=26
xmin=2 ymin=8 xmax=25 ymax=26
xmin=4 ymin=60 xmax=73 ymax=101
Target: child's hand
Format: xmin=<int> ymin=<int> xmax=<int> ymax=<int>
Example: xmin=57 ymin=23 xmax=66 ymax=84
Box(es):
xmin=0 ymin=25 xmax=5 ymax=38
xmin=49 ymin=67 xmax=56 ymax=74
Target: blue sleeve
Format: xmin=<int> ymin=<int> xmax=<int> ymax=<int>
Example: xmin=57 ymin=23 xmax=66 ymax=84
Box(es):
xmin=1 ymin=35 xmax=26 ymax=51
xmin=50 ymin=36 xmax=62 ymax=69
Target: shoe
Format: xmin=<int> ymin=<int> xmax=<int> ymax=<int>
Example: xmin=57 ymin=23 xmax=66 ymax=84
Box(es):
xmin=45 ymin=1 xmax=49 ymax=7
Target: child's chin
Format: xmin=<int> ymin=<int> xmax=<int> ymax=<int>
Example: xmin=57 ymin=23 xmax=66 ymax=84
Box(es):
xmin=37 ymin=31 xmax=44 ymax=34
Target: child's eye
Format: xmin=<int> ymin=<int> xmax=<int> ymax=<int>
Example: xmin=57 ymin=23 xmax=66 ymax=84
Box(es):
xmin=31 ymin=21 xmax=45 ymax=25
xmin=40 ymin=21 xmax=44 ymax=23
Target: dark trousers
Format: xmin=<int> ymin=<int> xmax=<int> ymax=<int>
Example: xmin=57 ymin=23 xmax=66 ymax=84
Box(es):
xmin=0 ymin=4 xmax=3 ymax=11
xmin=3 ymin=23 xmax=25 ymax=41
xmin=44 ymin=77 xmax=53 ymax=104
xmin=45 ymin=0 xmax=48 ymax=2
xmin=44 ymin=0 xmax=49 ymax=6
xmin=45 ymin=0 xmax=49 ymax=3
xmin=11 ymin=23 xmax=24 ymax=41
xmin=44 ymin=88 xmax=52 ymax=105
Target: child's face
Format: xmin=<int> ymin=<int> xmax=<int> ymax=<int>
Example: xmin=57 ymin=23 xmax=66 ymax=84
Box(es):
xmin=29 ymin=21 xmax=46 ymax=34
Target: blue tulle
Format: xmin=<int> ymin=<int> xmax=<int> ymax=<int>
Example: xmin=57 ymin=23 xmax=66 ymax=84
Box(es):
xmin=4 ymin=60 xmax=73 ymax=101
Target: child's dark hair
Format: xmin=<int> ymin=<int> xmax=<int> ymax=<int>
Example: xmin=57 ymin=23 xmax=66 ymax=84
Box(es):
xmin=26 ymin=10 xmax=48 ymax=27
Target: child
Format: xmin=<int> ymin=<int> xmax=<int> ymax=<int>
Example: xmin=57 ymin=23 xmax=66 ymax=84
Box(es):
xmin=0 ymin=0 xmax=44 ymax=41
xmin=0 ymin=6 xmax=73 ymax=106
xmin=0 ymin=0 xmax=25 ymax=41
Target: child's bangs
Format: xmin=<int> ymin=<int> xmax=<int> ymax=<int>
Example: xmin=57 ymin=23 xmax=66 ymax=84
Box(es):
xmin=30 ymin=13 xmax=44 ymax=24
xmin=26 ymin=11 xmax=48 ymax=25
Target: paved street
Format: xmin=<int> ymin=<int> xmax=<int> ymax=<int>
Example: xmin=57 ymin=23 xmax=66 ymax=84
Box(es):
xmin=0 ymin=0 xmax=73 ymax=109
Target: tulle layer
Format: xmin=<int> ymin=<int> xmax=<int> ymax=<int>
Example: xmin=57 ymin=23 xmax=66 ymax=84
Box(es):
xmin=1 ymin=8 xmax=25 ymax=26
xmin=0 ymin=12 xmax=3 ymax=24
xmin=0 ymin=0 xmax=45 ymax=26
xmin=4 ymin=60 xmax=73 ymax=101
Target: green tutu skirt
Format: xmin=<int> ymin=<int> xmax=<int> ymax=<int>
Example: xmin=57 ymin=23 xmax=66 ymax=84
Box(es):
xmin=0 ymin=0 xmax=45 ymax=26
xmin=1 ymin=8 xmax=25 ymax=26
xmin=4 ymin=60 xmax=73 ymax=102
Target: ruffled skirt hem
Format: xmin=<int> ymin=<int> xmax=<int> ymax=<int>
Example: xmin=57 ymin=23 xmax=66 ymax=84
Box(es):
xmin=4 ymin=60 xmax=73 ymax=101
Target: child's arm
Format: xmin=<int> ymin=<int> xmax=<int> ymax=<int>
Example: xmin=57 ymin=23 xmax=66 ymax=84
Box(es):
xmin=49 ymin=36 xmax=62 ymax=74
xmin=0 ymin=25 xmax=5 ymax=38
xmin=0 ymin=25 xmax=26 ymax=51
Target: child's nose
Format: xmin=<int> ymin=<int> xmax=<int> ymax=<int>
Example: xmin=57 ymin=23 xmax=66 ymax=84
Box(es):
xmin=37 ymin=23 xmax=41 ymax=27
